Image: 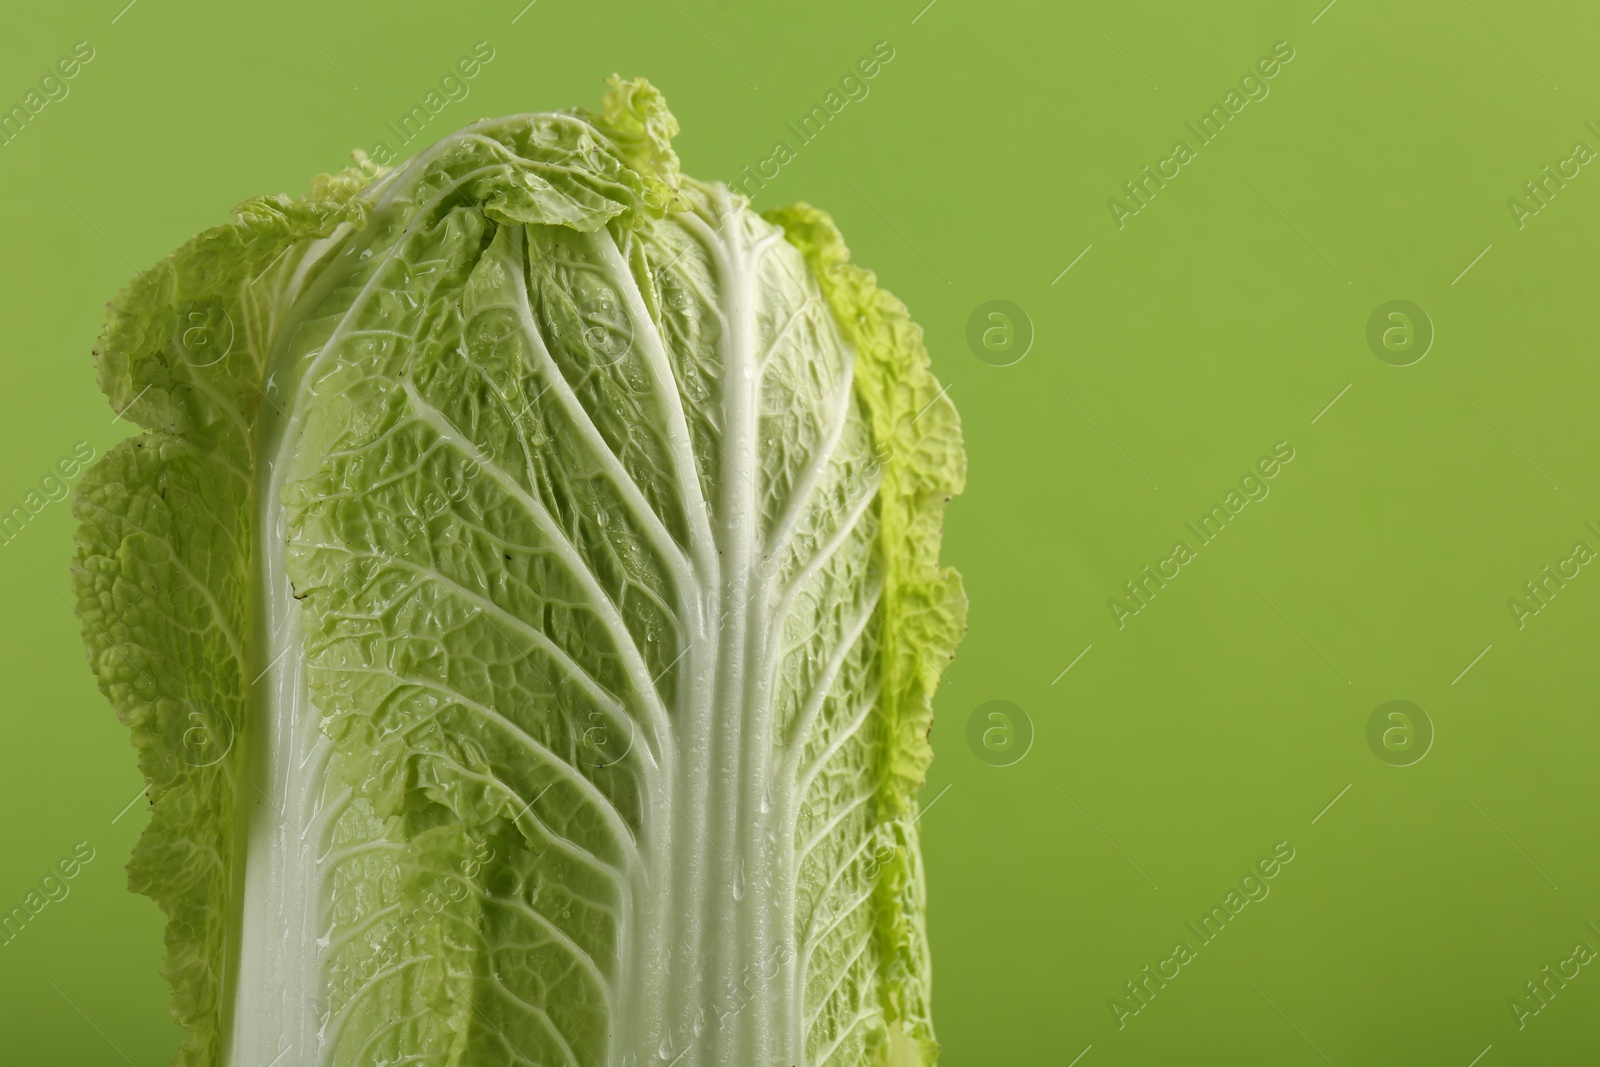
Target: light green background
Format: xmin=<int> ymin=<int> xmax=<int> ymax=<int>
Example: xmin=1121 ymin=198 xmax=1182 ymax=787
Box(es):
xmin=3 ymin=0 xmax=1599 ymax=1063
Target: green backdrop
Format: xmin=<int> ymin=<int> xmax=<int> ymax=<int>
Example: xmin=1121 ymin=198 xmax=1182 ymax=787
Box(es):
xmin=3 ymin=0 xmax=1598 ymax=1063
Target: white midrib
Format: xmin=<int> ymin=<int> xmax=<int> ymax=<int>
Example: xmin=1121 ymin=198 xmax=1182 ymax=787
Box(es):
xmin=225 ymin=396 xmax=333 ymax=1067
xmin=225 ymin=220 xmax=386 ymax=1067
xmin=647 ymin=196 xmax=795 ymax=1067
xmin=646 ymin=197 xmax=882 ymax=1067
xmin=717 ymin=198 xmax=769 ymax=1066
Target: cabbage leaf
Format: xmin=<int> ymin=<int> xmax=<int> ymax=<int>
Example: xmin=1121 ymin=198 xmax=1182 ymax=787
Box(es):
xmin=72 ymin=77 xmax=963 ymax=1067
